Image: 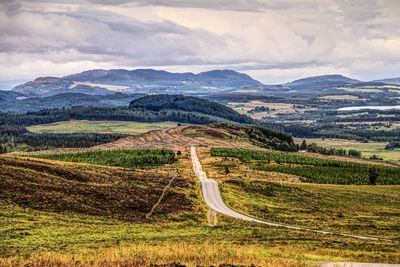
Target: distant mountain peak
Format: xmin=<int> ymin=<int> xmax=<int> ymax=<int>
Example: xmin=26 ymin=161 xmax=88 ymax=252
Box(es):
xmin=13 ymin=68 xmax=262 ymax=97
xmin=373 ymin=77 xmax=400 ymax=85
xmin=34 ymin=76 xmax=63 ymax=82
xmin=288 ymin=74 xmax=360 ymax=84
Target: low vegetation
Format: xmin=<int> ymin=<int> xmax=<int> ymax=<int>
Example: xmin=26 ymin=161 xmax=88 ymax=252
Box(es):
xmin=0 ymin=156 xmax=195 ymax=223
xmin=0 ymin=241 xmax=311 ymax=267
xmin=33 ymin=149 xmax=177 ymax=169
xmin=211 ymin=147 xmax=400 ymax=184
xmin=201 ymin=147 xmax=400 ymax=241
xmin=222 ymin=179 xmax=400 ymax=239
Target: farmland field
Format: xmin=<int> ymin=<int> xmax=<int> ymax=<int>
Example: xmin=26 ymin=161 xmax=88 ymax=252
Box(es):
xmin=28 ymin=120 xmax=178 ymax=135
xmin=297 ymin=138 xmax=400 ymax=160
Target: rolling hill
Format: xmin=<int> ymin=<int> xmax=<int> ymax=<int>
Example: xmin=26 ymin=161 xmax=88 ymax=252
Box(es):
xmin=1 ymin=123 xmax=399 ymax=265
xmin=0 ymin=92 xmax=145 ymax=113
xmin=129 ymin=94 xmax=253 ymax=124
xmin=374 ymin=77 xmax=400 ymax=85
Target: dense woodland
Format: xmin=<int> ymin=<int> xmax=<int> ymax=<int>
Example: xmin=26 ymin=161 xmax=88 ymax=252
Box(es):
xmin=0 ymin=133 xmax=126 ymax=153
xmin=129 ymin=94 xmax=253 ymax=124
xmin=35 ymin=149 xmax=177 ymax=169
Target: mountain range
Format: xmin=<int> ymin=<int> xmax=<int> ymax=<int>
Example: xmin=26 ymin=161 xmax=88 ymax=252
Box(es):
xmin=9 ymin=69 xmax=400 ymax=98
xmin=1 ymin=69 xmax=400 ymax=113
xmin=12 ymin=69 xmax=262 ymax=97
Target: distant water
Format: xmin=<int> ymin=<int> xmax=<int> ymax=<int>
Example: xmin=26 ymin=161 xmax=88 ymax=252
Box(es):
xmin=338 ymin=105 xmax=400 ymax=111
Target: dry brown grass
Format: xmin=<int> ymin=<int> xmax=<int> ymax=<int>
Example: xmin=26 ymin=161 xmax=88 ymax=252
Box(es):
xmin=0 ymin=155 xmax=196 ymax=222
xmin=0 ymin=242 xmax=313 ymax=267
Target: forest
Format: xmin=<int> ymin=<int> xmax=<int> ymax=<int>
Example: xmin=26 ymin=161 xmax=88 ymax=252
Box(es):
xmin=211 ymin=148 xmax=400 ymax=185
xmin=34 ymin=149 xmax=177 ymax=169
xmin=0 ymin=133 xmax=126 ymax=153
xmin=129 ymin=94 xmax=253 ymax=124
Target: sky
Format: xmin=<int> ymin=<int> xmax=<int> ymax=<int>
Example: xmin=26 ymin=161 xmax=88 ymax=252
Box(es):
xmin=1 ymin=0 xmax=400 ymax=88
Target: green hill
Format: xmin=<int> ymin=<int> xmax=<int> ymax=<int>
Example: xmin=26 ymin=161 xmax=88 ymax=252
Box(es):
xmin=129 ymin=94 xmax=253 ymax=124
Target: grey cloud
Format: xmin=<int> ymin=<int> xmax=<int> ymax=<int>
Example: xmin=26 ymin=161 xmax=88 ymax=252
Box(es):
xmin=0 ymin=0 xmax=21 ymax=15
xmin=1 ymin=0 xmax=399 ymax=83
xmin=0 ymin=6 xmax=231 ymax=67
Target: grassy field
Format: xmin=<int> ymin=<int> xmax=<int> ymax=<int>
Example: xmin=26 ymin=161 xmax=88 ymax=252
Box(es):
xmin=33 ymin=149 xmax=177 ymax=169
xmin=200 ymin=147 xmax=400 ymax=239
xmin=319 ymin=94 xmax=364 ymax=100
xmin=228 ymin=101 xmax=301 ymax=119
xmin=28 ymin=120 xmax=178 ymax=135
xmin=1 ymin=150 xmax=400 ymax=265
xmin=1 ymin=193 xmax=399 ymax=265
xmin=296 ymin=138 xmax=400 ymax=161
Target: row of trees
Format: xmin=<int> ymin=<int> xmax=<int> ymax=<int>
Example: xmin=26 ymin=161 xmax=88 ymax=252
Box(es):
xmin=385 ymin=141 xmax=400 ymax=150
xmin=300 ymin=140 xmax=362 ymax=158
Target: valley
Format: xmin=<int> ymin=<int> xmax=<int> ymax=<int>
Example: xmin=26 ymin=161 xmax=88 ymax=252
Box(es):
xmin=1 ymin=121 xmax=400 ymax=266
xmin=3 ymin=1 xmax=400 ymax=266
xmin=1 ymin=73 xmax=400 ymax=266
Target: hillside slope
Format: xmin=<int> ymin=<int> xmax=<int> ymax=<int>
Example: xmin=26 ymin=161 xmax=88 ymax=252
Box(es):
xmin=0 ymin=156 xmax=195 ymax=222
xmin=0 ymin=93 xmax=145 ymax=113
xmin=96 ymin=123 xmax=297 ymax=153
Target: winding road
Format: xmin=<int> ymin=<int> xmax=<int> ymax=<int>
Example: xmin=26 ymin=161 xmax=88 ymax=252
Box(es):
xmin=190 ymin=146 xmax=397 ymax=242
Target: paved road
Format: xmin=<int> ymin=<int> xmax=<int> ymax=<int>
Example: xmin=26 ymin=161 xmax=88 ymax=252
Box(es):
xmin=190 ymin=146 xmax=396 ymax=242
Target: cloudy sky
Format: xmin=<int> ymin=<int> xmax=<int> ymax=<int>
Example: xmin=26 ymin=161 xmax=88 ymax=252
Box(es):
xmin=1 ymin=0 xmax=400 ymax=88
